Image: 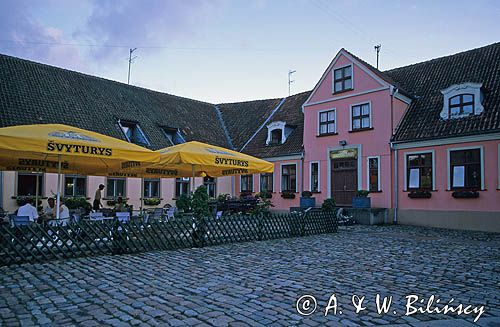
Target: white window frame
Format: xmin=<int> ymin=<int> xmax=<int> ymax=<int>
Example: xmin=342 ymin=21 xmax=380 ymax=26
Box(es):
xmin=240 ymin=174 xmax=254 ymax=193
xmin=106 ymin=177 xmax=127 ymax=198
xmin=366 ymin=156 xmax=380 ymax=192
xmin=143 ymin=178 xmax=161 ymax=198
xmin=259 ymin=173 xmax=274 ymax=193
xmin=446 ymin=145 xmax=484 ymax=190
xmin=175 ymin=177 xmax=191 ymax=198
xmin=332 ymin=63 xmax=354 ymax=94
xmin=349 ymin=101 xmax=372 ymax=131
xmin=280 ymin=163 xmax=298 ymax=192
xmin=440 ymin=83 xmax=484 ymax=119
xmin=309 ymin=161 xmax=320 ymax=192
xmin=63 ymin=174 xmax=87 ymax=197
xmin=403 ymin=150 xmax=436 ymax=191
xmin=266 ymin=121 xmax=286 ymax=145
xmin=317 ymin=108 xmax=337 ymax=135
xmin=15 ymin=172 xmax=45 ymax=197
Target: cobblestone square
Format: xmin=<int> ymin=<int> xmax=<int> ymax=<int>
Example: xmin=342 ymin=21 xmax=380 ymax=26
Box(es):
xmin=1 ymin=225 xmax=499 ymax=326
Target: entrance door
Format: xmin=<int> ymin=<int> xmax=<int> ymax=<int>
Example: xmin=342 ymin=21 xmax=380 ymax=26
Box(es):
xmin=331 ymin=157 xmax=358 ymax=206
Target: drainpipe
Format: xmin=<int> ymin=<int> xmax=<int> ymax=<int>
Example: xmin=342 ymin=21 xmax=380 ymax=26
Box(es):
xmin=300 ymin=150 xmax=305 ymax=194
xmin=393 ymin=146 xmax=398 ymax=224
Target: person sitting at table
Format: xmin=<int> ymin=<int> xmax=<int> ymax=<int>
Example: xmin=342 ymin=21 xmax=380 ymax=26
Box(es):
xmin=17 ymin=198 xmax=39 ymax=222
xmin=38 ymin=197 xmax=55 ymax=224
xmin=114 ymin=197 xmax=127 ymax=212
xmin=49 ymin=198 xmax=71 ymax=226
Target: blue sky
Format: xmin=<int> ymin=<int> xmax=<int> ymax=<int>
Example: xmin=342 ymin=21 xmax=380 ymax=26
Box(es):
xmin=1 ymin=0 xmax=499 ymax=103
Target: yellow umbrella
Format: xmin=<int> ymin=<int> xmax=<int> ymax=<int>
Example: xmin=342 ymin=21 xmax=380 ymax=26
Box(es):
xmin=125 ymin=141 xmax=274 ymax=192
xmin=0 ymin=124 xmax=160 ymax=219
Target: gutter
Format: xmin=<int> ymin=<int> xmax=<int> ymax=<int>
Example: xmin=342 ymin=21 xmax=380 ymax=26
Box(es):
xmin=393 ymin=146 xmax=398 ymax=224
xmin=0 ymin=171 xmax=3 ymax=209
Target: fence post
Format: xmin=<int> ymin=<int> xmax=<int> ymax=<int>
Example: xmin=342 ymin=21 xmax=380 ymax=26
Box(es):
xmin=300 ymin=212 xmax=306 ymax=237
xmin=192 ymin=216 xmax=206 ymax=248
xmin=257 ymin=213 xmax=263 ymax=241
xmin=112 ymin=219 xmax=121 ymax=255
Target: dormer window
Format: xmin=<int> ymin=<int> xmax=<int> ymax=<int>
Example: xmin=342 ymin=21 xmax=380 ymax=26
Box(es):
xmin=449 ymin=94 xmax=474 ymax=118
xmin=161 ymin=126 xmax=185 ymax=145
xmin=333 ymin=65 xmax=353 ymax=93
xmin=270 ymin=129 xmax=282 ymax=145
xmin=440 ymin=83 xmax=484 ymax=119
xmin=118 ymin=120 xmax=149 ymax=146
xmin=266 ymin=121 xmax=291 ymax=146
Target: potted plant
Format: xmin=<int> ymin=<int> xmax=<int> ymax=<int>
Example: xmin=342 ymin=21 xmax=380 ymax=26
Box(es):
xmin=256 ymin=191 xmax=273 ymax=199
xmin=300 ymin=191 xmax=316 ymax=208
xmin=352 ymin=190 xmax=371 ymax=208
xmin=143 ymin=198 xmax=162 ymax=206
xmin=281 ymin=191 xmax=296 ymax=199
xmin=321 ymin=198 xmax=336 ymax=212
xmin=176 ymin=193 xmax=192 ymax=213
xmin=63 ymin=197 xmax=92 ymax=213
xmin=452 ymin=190 xmax=479 ymax=199
xmin=408 ymin=190 xmax=432 ymax=199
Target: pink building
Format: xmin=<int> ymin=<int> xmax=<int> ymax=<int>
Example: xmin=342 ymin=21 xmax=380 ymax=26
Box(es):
xmin=1 ymin=43 xmax=499 ymax=231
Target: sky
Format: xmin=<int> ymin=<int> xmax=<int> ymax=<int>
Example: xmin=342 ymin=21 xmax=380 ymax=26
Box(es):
xmin=1 ymin=0 xmax=499 ymax=104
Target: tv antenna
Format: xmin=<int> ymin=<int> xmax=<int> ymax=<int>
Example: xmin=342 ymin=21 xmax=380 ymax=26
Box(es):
xmin=374 ymin=44 xmax=381 ymax=69
xmin=127 ymin=48 xmax=138 ymax=84
xmin=288 ymin=69 xmax=296 ymax=96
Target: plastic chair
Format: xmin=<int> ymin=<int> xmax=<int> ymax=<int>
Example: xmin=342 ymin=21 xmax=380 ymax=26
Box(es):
xmin=89 ymin=212 xmax=104 ymax=221
xmin=165 ymin=208 xmax=175 ymax=220
xmin=215 ymin=211 xmax=223 ymax=219
xmin=10 ymin=215 xmax=31 ymax=227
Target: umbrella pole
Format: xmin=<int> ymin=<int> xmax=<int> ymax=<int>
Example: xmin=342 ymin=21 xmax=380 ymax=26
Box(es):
xmin=140 ymin=178 xmax=144 ymax=213
xmin=35 ymin=173 xmax=39 ymax=214
xmin=191 ymin=165 xmax=195 ymax=194
xmin=56 ymin=155 xmax=61 ymax=220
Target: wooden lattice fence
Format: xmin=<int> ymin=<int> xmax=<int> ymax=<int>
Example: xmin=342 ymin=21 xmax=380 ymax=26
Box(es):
xmin=0 ymin=211 xmax=337 ymax=266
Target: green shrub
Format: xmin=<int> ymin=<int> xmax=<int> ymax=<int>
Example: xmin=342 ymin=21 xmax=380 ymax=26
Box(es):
xmin=176 ymin=193 xmax=192 ymax=212
xmin=356 ymin=190 xmax=370 ymax=197
xmin=281 ymin=191 xmax=296 ymax=199
xmin=63 ymin=197 xmax=92 ymax=212
xmin=144 ymin=198 xmax=161 ymax=206
xmin=301 ymin=191 xmax=313 ymax=198
xmin=217 ymin=193 xmax=231 ymax=202
xmin=256 ymin=191 xmax=272 ymax=199
xmin=192 ymin=185 xmax=210 ymax=219
xmin=322 ymin=198 xmax=336 ymax=212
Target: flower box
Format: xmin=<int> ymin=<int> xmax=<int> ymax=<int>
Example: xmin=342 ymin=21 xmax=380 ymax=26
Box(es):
xmin=408 ymin=191 xmax=432 ymax=199
xmin=281 ymin=191 xmax=296 ymax=199
xmin=452 ymin=190 xmax=479 ymax=199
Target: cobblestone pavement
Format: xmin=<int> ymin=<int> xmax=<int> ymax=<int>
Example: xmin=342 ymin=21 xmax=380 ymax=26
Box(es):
xmin=1 ymin=225 xmax=499 ymax=326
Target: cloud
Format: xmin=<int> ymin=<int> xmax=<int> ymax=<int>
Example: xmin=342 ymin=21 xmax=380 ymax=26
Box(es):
xmin=75 ymin=0 xmax=226 ymax=62
xmin=0 ymin=0 xmax=87 ymax=71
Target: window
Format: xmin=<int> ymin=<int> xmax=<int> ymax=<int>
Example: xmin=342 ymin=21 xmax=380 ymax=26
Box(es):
xmin=368 ymin=157 xmax=379 ymax=192
xmin=407 ymin=153 xmax=433 ymax=190
xmin=440 ymin=83 xmax=484 ymax=119
xmin=270 ymin=129 xmax=282 ymax=145
xmin=449 ymin=94 xmax=474 ymax=118
xmin=17 ymin=173 xmax=43 ymax=196
xmin=240 ymin=175 xmax=253 ymax=192
xmin=107 ymin=178 xmax=126 ymax=198
xmin=119 ymin=120 xmax=149 ymax=146
xmin=144 ymin=179 xmax=160 ymax=198
xmin=450 ymin=149 xmax=481 ymax=190
xmin=351 ymin=103 xmax=371 ymax=130
xmin=281 ymin=164 xmax=297 ymax=192
xmin=203 ymin=177 xmax=217 ymax=198
xmin=64 ymin=175 xmax=86 ymax=197
xmin=175 ymin=178 xmax=190 ymax=197
xmin=333 ymin=65 xmax=353 ymax=93
xmin=260 ymin=173 xmax=273 ymax=192
xmin=310 ymin=162 xmax=319 ymax=192
xmin=319 ymin=110 xmax=336 ymax=135
xmin=161 ymin=127 xmax=185 ymax=145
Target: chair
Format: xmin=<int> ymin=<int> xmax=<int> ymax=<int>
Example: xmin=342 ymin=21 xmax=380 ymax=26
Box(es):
xmin=165 ymin=207 xmax=175 ymax=220
xmin=116 ymin=212 xmax=130 ymax=223
xmin=10 ymin=215 xmax=31 ymax=227
xmin=48 ymin=218 xmax=70 ymax=227
xmin=89 ymin=212 xmax=104 ymax=220
xmin=215 ymin=211 xmax=223 ymax=219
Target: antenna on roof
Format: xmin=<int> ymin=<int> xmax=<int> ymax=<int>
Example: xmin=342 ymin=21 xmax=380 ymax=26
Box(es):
xmin=374 ymin=44 xmax=381 ymax=69
xmin=288 ymin=69 xmax=296 ymax=97
xmin=127 ymin=48 xmax=138 ymax=84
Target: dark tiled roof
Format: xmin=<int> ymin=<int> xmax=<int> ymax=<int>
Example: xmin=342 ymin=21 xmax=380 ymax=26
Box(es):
xmin=0 ymin=54 xmax=231 ymax=150
xmin=242 ymin=91 xmax=311 ymax=158
xmin=217 ymin=98 xmax=282 ymax=150
xmin=386 ymin=42 xmax=500 ymax=142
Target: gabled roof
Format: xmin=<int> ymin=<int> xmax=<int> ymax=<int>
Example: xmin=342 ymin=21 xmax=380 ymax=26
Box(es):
xmin=217 ymin=98 xmax=283 ymax=150
xmin=0 ymin=54 xmax=231 ymax=150
xmin=242 ymin=91 xmax=311 ymax=159
xmin=387 ymin=42 xmax=500 ymax=142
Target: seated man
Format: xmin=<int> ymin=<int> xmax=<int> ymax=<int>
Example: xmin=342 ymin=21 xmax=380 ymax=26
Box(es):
xmin=39 ymin=198 xmax=55 ymax=223
xmin=49 ymin=199 xmax=71 ymax=226
xmin=114 ymin=197 xmax=127 ymax=213
xmin=17 ymin=198 xmax=39 ymax=222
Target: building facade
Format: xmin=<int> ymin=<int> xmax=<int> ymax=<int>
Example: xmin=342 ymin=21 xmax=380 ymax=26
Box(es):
xmin=1 ymin=43 xmax=499 ymax=231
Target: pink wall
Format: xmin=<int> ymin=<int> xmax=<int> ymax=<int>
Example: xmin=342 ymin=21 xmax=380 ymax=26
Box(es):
xmin=397 ymin=140 xmax=500 ymax=212
xmin=303 ymin=53 xmax=398 ymax=208
xmin=234 ymin=159 xmax=302 ymax=211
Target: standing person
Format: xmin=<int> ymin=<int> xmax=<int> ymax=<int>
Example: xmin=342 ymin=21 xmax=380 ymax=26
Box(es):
xmin=17 ymin=198 xmax=39 ymax=222
xmin=93 ymin=184 xmax=105 ymax=211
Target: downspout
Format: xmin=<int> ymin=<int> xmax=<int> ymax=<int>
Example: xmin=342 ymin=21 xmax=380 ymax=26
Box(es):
xmin=393 ymin=147 xmax=398 ymax=224
xmin=300 ymin=149 xmax=305 ymax=194
xmin=0 ymin=171 xmax=3 ymax=209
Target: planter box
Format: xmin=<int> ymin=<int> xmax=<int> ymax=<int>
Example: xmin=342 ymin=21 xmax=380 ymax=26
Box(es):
xmin=352 ymin=197 xmax=371 ymax=208
xmin=452 ymin=191 xmax=479 ymax=199
xmin=408 ymin=191 xmax=432 ymax=199
xmin=300 ymin=197 xmax=316 ymax=208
